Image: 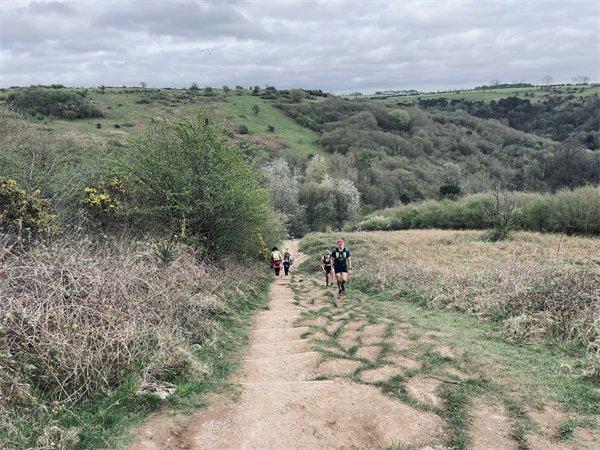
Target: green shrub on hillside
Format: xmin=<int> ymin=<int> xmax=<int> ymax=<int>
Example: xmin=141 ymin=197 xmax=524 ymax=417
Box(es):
xmin=6 ymin=88 xmax=104 ymax=119
xmin=361 ymin=185 xmax=600 ymax=235
xmin=119 ymin=111 xmax=284 ymax=255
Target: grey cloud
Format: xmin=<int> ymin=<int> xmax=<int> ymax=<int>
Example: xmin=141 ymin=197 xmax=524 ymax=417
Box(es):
xmin=28 ymin=1 xmax=77 ymax=16
xmin=0 ymin=0 xmax=598 ymax=92
xmin=94 ymin=2 xmax=268 ymax=40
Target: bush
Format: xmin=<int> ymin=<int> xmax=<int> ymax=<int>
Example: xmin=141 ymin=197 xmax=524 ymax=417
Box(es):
xmin=119 ymin=111 xmax=283 ymax=255
xmin=262 ymin=159 xmax=307 ymax=237
xmin=6 ymin=88 xmax=104 ymax=119
xmin=300 ymin=175 xmax=360 ymax=231
xmin=0 ymin=178 xmax=57 ymax=238
xmin=237 ymin=124 xmax=250 ymax=134
xmin=483 ymin=191 xmax=517 ymax=241
xmin=361 ymin=186 xmax=600 ymax=236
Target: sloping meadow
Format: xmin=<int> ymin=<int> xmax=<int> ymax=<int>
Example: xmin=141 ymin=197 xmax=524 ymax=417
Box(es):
xmin=300 ymin=230 xmax=599 ymax=376
xmin=0 ymin=236 xmax=269 ymax=448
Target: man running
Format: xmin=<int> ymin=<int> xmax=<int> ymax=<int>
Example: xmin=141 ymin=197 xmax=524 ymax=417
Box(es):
xmin=321 ymin=250 xmax=333 ymax=286
xmin=332 ymin=239 xmax=351 ymax=297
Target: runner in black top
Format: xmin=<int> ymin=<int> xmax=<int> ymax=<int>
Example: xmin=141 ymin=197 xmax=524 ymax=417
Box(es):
xmin=332 ymin=238 xmax=351 ymax=297
xmin=321 ymin=251 xmax=333 ymax=286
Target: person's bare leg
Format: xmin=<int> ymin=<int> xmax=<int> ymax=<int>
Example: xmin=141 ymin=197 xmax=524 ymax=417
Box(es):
xmin=340 ymin=272 xmax=348 ymax=294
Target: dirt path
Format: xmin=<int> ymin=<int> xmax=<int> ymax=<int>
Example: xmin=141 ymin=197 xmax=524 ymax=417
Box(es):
xmin=127 ymin=240 xmax=446 ymax=449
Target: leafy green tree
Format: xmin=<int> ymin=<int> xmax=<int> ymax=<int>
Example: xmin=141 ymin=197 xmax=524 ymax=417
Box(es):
xmin=223 ymin=85 xmax=230 ymax=96
xmin=120 ymin=111 xmax=283 ymax=255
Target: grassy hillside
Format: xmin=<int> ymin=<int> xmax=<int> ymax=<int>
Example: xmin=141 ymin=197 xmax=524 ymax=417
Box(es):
xmin=2 ymin=84 xmax=599 ymax=233
xmin=0 ymin=87 xmax=321 ymax=156
xmin=212 ymin=94 xmax=322 ymax=156
xmin=358 ymin=83 xmax=600 ymax=104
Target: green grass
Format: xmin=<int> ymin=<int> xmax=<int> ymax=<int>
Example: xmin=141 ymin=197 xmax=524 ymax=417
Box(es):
xmin=3 ymin=88 xmax=323 ymax=157
xmin=213 ymin=94 xmax=322 ymax=156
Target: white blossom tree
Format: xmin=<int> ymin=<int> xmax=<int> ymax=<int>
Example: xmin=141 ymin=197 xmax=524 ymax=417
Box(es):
xmin=263 ymin=159 xmax=307 ymax=236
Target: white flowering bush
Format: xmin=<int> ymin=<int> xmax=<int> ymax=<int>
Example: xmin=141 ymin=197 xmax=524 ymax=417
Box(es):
xmin=263 ymin=159 xmax=307 ymax=236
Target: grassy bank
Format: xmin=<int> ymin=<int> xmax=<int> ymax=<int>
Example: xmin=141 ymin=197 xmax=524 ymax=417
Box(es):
xmin=295 ymin=230 xmax=599 ymax=448
xmin=0 ymin=236 xmax=271 ymax=449
xmin=361 ymin=186 xmax=600 ymax=236
xmin=300 ymin=230 xmax=599 ymax=365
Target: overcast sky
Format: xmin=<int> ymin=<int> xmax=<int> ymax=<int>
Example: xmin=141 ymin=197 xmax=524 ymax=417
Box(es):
xmin=1 ymin=0 xmax=598 ymax=93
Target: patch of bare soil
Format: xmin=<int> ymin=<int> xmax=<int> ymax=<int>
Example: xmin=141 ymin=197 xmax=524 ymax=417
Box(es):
xmin=355 ymin=345 xmax=382 ymax=361
xmin=405 ymin=376 xmax=444 ymax=408
xmin=389 ymin=356 xmax=423 ymax=369
xmin=526 ymin=404 xmax=599 ymax=450
xmin=435 ymin=345 xmax=456 ymax=358
xmin=388 ymin=333 xmax=413 ymax=350
xmin=186 ymin=380 xmax=445 ymax=449
xmin=469 ymin=401 xmax=518 ymax=450
xmin=361 ymin=366 xmax=405 ymax=383
xmin=339 ymin=330 xmax=360 ymax=350
xmin=318 ymin=358 xmax=361 ymax=377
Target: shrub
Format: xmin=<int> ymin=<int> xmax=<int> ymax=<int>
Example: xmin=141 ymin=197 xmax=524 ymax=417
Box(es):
xmin=118 ymin=111 xmax=283 ymax=255
xmin=262 ymin=159 xmax=307 ymax=237
xmin=0 ymin=178 xmax=57 ymax=238
xmin=361 ymin=186 xmax=600 ymax=236
xmin=237 ymin=124 xmax=250 ymax=134
xmin=300 ymin=175 xmax=360 ymax=230
xmin=483 ymin=191 xmax=517 ymax=241
xmin=6 ymin=88 xmax=103 ymax=119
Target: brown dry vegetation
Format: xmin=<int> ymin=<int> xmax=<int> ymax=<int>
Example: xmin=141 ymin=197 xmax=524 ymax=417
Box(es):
xmin=302 ymin=230 xmax=600 ymax=369
xmin=297 ymin=232 xmax=600 ymax=448
xmin=0 ymin=235 xmax=267 ymax=448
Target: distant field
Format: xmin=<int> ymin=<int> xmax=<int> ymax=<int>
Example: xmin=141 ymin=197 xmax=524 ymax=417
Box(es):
xmin=349 ymin=84 xmax=600 ymax=104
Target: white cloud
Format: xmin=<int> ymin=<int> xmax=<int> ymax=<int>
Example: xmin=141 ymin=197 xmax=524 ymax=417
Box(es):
xmin=1 ymin=0 xmax=598 ymax=92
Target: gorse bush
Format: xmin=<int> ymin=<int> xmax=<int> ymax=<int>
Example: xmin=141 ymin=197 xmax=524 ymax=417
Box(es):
xmin=0 ymin=105 xmax=113 ymax=225
xmin=361 ymin=185 xmax=600 ymax=236
xmin=0 ymin=178 xmax=57 ymax=238
xmin=6 ymin=88 xmax=104 ymax=119
xmin=118 ymin=111 xmax=283 ymax=255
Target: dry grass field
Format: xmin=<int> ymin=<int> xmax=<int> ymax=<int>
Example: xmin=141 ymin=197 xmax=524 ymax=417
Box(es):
xmin=297 ymin=229 xmax=599 ymax=448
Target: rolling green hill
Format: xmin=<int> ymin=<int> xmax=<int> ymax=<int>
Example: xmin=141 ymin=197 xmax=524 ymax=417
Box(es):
xmin=0 ymin=87 xmax=322 ymax=156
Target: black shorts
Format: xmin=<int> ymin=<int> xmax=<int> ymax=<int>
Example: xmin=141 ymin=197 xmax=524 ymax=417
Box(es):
xmin=324 ymin=265 xmax=332 ymax=274
xmin=334 ymin=265 xmax=348 ymax=274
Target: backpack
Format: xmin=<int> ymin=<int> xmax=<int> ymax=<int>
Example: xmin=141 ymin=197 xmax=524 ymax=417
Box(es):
xmin=271 ymin=250 xmax=282 ymax=261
